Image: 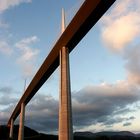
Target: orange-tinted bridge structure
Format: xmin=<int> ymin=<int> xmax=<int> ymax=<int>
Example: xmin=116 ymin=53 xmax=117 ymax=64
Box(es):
xmin=7 ymin=1 xmax=116 ymax=140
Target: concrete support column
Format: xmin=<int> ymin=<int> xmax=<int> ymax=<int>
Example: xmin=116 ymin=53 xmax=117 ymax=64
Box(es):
xmin=59 ymin=46 xmax=73 ymax=140
xmin=9 ymin=118 xmax=14 ymax=139
xmin=18 ymin=103 xmax=25 ymax=140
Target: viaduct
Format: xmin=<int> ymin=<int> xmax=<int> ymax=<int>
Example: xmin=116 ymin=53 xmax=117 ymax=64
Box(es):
xmin=7 ymin=1 xmax=116 ymax=140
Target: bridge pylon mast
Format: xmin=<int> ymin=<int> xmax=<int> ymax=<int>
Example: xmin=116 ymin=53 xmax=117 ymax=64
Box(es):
xmin=59 ymin=9 xmax=73 ymax=140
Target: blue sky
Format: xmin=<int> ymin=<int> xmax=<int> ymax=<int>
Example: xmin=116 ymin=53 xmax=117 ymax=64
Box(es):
xmin=0 ymin=0 xmax=140 ymax=134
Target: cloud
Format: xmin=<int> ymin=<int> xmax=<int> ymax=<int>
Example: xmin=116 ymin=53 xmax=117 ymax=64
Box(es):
xmin=124 ymin=46 xmax=140 ymax=85
xmin=25 ymin=94 xmax=59 ymax=133
xmin=102 ymin=117 xmax=126 ymax=126
xmin=24 ymin=82 xmax=140 ymax=132
xmin=0 ymin=104 xmax=16 ymax=124
xmin=0 ymin=36 xmax=39 ymax=77
xmin=123 ymin=122 xmax=131 ymax=127
xmin=0 ymin=112 xmax=9 ymax=124
xmin=126 ymin=116 xmax=135 ymax=121
xmin=0 ymin=86 xmax=18 ymax=105
xmin=0 ymin=0 xmax=35 ymax=79
xmin=72 ymin=82 xmax=140 ymax=128
xmin=15 ymin=36 xmax=39 ymax=77
xmin=0 ymin=40 xmax=13 ymax=55
xmin=0 ymin=0 xmax=32 ymax=13
xmin=0 ymin=35 xmax=40 ymax=77
xmin=0 ymin=86 xmax=13 ymax=94
xmin=0 ymin=96 xmax=17 ymax=105
xmin=101 ymin=0 xmax=140 ymax=52
xmin=15 ymin=36 xmax=39 ymax=62
xmin=1 ymin=80 xmax=138 ymax=133
xmin=101 ymin=0 xmax=140 ymax=88
xmin=0 ymin=81 xmax=139 ymax=132
xmin=103 ymin=116 xmax=135 ymax=127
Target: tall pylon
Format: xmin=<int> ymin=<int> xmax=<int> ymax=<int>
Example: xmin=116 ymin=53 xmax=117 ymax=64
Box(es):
xmin=59 ymin=8 xmax=73 ymax=140
xmin=9 ymin=119 xmax=14 ymax=138
xmin=18 ymin=79 xmax=26 ymax=140
xmin=18 ymin=103 xmax=25 ymax=140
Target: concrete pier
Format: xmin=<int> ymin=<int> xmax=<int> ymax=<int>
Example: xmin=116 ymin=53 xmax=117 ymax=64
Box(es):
xmin=18 ymin=103 xmax=25 ymax=140
xmin=9 ymin=119 xmax=14 ymax=138
xmin=59 ymin=9 xmax=73 ymax=140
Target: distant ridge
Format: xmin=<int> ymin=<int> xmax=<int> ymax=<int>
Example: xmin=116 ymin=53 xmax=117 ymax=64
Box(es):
xmin=95 ymin=131 xmax=135 ymax=137
xmin=74 ymin=131 xmax=94 ymax=137
xmin=0 ymin=125 xmax=140 ymax=140
xmin=74 ymin=131 xmax=136 ymax=137
xmin=74 ymin=131 xmax=140 ymax=139
xmin=136 ymin=133 xmax=140 ymax=137
xmin=0 ymin=125 xmax=39 ymax=140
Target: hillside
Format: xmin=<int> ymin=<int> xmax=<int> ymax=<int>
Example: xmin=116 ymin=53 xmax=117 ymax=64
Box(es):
xmin=0 ymin=125 xmax=140 ymax=140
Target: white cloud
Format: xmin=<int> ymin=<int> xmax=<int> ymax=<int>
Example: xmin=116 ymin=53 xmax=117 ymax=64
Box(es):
xmin=101 ymin=0 xmax=140 ymax=87
xmin=0 ymin=35 xmax=39 ymax=77
xmin=15 ymin=36 xmax=39 ymax=77
xmin=0 ymin=0 xmax=37 ymax=78
xmin=101 ymin=0 xmax=140 ymax=52
xmin=16 ymin=36 xmax=38 ymax=61
xmin=124 ymin=46 xmax=140 ymax=85
xmin=0 ymin=40 xmax=13 ymax=55
xmin=0 ymin=0 xmax=32 ymax=13
xmin=15 ymin=36 xmax=39 ymax=62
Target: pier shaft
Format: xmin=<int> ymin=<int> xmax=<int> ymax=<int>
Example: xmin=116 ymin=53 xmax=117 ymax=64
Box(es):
xmin=59 ymin=46 xmax=73 ymax=140
xmin=18 ymin=103 xmax=25 ymax=140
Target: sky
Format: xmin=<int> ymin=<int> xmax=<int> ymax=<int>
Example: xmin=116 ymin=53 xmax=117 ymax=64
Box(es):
xmin=0 ymin=0 xmax=140 ymax=134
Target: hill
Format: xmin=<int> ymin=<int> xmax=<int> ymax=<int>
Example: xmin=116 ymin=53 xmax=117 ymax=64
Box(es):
xmin=0 ymin=125 xmax=140 ymax=140
xmin=74 ymin=131 xmax=140 ymax=140
xmin=0 ymin=125 xmax=39 ymax=140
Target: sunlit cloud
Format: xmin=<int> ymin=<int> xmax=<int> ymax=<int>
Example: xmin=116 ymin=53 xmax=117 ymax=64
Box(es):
xmin=124 ymin=46 xmax=140 ymax=85
xmin=0 ymin=40 xmax=13 ymax=55
xmin=15 ymin=36 xmax=39 ymax=62
xmin=101 ymin=0 xmax=140 ymax=52
xmin=0 ymin=0 xmax=32 ymax=13
xmin=101 ymin=0 xmax=140 ymax=87
xmin=15 ymin=36 xmax=39 ymax=77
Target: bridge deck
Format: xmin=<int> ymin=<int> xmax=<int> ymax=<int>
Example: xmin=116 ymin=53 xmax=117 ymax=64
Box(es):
xmin=7 ymin=0 xmax=116 ymax=126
